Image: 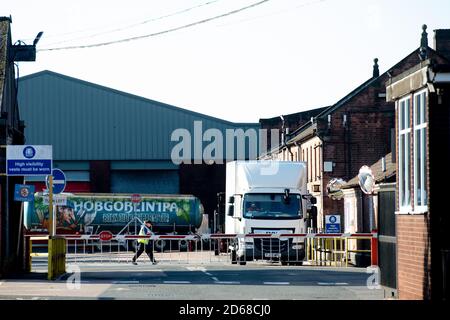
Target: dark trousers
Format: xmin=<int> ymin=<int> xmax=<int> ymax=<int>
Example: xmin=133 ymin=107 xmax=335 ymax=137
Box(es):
xmin=132 ymin=241 xmax=155 ymax=262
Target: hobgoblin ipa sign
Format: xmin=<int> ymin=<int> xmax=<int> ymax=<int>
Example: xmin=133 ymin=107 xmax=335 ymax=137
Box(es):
xmin=29 ymin=194 xmax=196 ymax=233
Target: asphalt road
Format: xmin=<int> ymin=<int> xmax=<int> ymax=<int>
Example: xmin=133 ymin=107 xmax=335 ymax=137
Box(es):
xmin=0 ymin=256 xmax=384 ymax=300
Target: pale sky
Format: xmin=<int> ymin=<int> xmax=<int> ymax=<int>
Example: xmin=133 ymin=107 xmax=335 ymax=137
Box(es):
xmin=4 ymin=0 xmax=450 ymax=123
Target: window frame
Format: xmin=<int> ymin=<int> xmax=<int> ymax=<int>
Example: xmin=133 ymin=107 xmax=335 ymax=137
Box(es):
xmin=413 ymin=89 xmax=428 ymax=213
xmin=397 ymin=95 xmax=412 ymax=213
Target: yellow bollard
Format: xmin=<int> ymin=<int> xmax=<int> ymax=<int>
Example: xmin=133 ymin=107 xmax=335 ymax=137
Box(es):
xmin=306 ymin=237 xmax=310 ymax=262
xmin=28 ymin=237 xmax=32 ymax=272
xmin=48 ymin=237 xmax=66 ymax=280
xmin=345 ymin=238 xmax=348 ymax=267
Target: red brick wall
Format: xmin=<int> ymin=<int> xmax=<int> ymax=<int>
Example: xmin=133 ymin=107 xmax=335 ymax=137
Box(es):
xmin=396 ymin=214 xmax=432 ymax=300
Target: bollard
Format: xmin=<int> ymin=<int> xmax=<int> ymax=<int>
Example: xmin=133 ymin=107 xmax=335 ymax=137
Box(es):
xmin=371 ymin=230 xmax=378 ymax=266
xmin=48 ymin=237 xmax=66 ymax=280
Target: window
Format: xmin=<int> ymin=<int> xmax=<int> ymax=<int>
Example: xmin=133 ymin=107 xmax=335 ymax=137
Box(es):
xmin=398 ymin=96 xmax=411 ymax=211
xmin=413 ymin=90 xmax=427 ymax=211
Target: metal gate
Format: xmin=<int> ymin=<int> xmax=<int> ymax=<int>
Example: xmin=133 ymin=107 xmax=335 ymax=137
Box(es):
xmin=377 ymin=183 xmax=396 ymax=296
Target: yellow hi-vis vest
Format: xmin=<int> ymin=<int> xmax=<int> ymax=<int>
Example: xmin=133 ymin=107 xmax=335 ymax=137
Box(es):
xmin=138 ymin=225 xmax=151 ymax=244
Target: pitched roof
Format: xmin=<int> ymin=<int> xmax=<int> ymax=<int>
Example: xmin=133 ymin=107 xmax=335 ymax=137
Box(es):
xmin=343 ymin=152 xmax=395 ymax=188
xmin=259 ymin=107 xmax=328 ymax=123
xmin=18 ymin=70 xmax=260 ymax=161
xmin=287 ymin=46 xmax=448 ymax=143
xmin=19 ymin=70 xmax=258 ymax=127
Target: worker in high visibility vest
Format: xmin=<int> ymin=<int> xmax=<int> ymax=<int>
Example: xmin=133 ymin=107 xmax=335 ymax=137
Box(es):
xmin=132 ymin=220 xmax=157 ymax=265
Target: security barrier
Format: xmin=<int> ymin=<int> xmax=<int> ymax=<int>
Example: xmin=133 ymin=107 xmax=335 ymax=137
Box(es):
xmin=305 ymin=233 xmax=376 ymax=267
xmin=27 ymin=232 xmax=377 ymax=268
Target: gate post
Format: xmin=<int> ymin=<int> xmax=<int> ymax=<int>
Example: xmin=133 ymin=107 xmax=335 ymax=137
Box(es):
xmin=48 ymin=237 xmax=66 ymax=280
xmin=371 ymin=230 xmax=378 ymax=266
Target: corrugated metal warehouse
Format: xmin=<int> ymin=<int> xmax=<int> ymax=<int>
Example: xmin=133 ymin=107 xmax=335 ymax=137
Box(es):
xmin=18 ymin=70 xmax=260 ymax=224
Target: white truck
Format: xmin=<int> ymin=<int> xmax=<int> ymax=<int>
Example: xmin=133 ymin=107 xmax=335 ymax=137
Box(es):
xmin=225 ymin=160 xmax=315 ymax=265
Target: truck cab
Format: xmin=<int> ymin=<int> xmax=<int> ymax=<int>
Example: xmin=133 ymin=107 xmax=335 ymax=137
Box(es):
xmin=225 ymin=161 xmax=313 ymax=265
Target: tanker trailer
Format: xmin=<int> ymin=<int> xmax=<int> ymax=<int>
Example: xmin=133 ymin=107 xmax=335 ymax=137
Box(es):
xmin=24 ymin=192 xmax=205 ymax=251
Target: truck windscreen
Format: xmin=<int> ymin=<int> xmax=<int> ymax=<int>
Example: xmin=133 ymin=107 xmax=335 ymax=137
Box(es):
xmin=243 ymin=194 xmax=302 ymax=219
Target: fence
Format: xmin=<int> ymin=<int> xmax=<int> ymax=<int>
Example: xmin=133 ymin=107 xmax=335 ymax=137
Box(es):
xmin=27 ymin=232 xmax=377 ymax=267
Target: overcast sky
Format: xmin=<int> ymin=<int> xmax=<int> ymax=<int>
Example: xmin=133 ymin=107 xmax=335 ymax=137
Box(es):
xmin=4 ymin=0 xmax=450 ymax=123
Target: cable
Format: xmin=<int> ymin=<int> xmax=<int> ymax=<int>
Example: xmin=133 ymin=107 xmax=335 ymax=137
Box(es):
xmin=39 ymin=0 xmax=271 ymax=52
xmin=218 ymin=0 xmax=327 ymax=28
xmin=44 ymin=0 xmax=222 ymax=46
xmin=22 ymin=0 xmax=222 ymax=43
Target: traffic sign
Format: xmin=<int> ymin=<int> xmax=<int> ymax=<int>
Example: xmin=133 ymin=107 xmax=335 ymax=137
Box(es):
xmin=14 ymin=184 xmax=35 ymax=202
xmin=6 ymin=145 xmax=52 ymax=176
xmin=325 ymin=214 xmax=341 ymax=233
xmin=99 ymin=231 xmax=114 ymax=241
xmin=46 ymin=168 xmax=66 ymax=194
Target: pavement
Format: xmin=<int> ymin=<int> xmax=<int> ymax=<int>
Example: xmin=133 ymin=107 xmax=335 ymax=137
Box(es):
xmin=0 ymin=255 xmax=384 ymax=300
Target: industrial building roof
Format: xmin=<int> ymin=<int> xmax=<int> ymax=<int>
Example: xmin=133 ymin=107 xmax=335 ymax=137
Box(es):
xmin=18 ymin=70 xmax=260 ymax=161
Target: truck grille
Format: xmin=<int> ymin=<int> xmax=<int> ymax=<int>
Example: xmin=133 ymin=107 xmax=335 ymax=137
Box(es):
xmin=254 ymin=238 xmax=291 ymax=253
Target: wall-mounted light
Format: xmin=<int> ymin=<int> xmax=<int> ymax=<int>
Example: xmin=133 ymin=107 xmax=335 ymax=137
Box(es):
xmin=327 ymin=115 xmax=331 ymax=128
xmin=343 ymin=114 xmax=347 ymax=127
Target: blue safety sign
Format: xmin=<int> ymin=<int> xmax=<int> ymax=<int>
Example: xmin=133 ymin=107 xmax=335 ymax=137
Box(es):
xmin=6 ymin=145 xmax=52 ymax=176
xmin=325 ymin=214 xmax=341 ymax=233
xmin=14 ymin=184 xmax=35 ymax=202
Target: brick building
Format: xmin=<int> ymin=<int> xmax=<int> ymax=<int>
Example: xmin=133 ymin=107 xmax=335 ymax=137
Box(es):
xmin=259 ymin=108 xmax=327 ymax=152
xmin=386 ymin=26 xmax=450 ymax=300
xmin=0 ymin=17 xmax=38 ymax=276
xmin=262 ymin=26 xmax=449 ymax=233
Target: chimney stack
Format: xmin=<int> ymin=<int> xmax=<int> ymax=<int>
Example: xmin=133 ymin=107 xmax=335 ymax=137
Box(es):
xmin=373 ymin=58 xmax=379 ymax=78
xmin=434 ymin=29 xmax=450 ymax=61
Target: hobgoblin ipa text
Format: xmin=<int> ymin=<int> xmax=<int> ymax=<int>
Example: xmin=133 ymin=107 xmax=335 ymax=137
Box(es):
xmin=73 ymin=200 xmax=178 ymax=214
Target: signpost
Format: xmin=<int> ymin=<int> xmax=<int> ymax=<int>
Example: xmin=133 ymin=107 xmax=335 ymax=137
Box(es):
xmin=6 ymin=145 xmax=52 ymax=176
xmin=325 ymin=214 xmax=341 ymax=233
xmin=5 ymin=145 xmax=64 ymax=280
xmin=14 ymin=184 xmax=35 ymax=202
xmin=46 ymin=168 xmax=66 ymax=194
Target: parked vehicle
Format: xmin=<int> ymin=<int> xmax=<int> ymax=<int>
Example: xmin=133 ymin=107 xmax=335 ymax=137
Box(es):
xmin=224 ymin=161 xmax=315 ymax=265
xmin=24 ymin=192 xmax=205 ymax=251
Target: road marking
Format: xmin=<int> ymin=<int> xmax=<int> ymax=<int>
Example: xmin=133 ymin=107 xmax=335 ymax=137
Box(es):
xmin=212 ymin=277 xmax=219 ymax=282
xmin=214 ymin=281 xmax=240 ymax=284
xmin=186 ymin=267 xmax=207 ymax=272
xmin=163 ymin=281 xmax=191 ymax=284
xmin=264 ymin=282 xmax=290 ymax=285
xmin=317 ymin=282 xmax=349 ymax=286
xmin=205 ymin=273 xmax=213 ymax=276
xmin=113 ymin=281 xmax=139 ymax=284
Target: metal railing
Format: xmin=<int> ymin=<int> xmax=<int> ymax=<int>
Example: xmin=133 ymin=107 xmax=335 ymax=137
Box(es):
xmin=26 ymin=232 xmax=377 ymax=267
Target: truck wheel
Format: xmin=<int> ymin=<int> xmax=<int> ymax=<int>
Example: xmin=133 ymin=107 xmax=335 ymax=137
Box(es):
xmin=238 ymin=255 xmax=247 ymax=265
xmin=155 ymin=240 xmax=166 ymax=252
xmin=179 ymin=240 xmax=188 ymax=252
